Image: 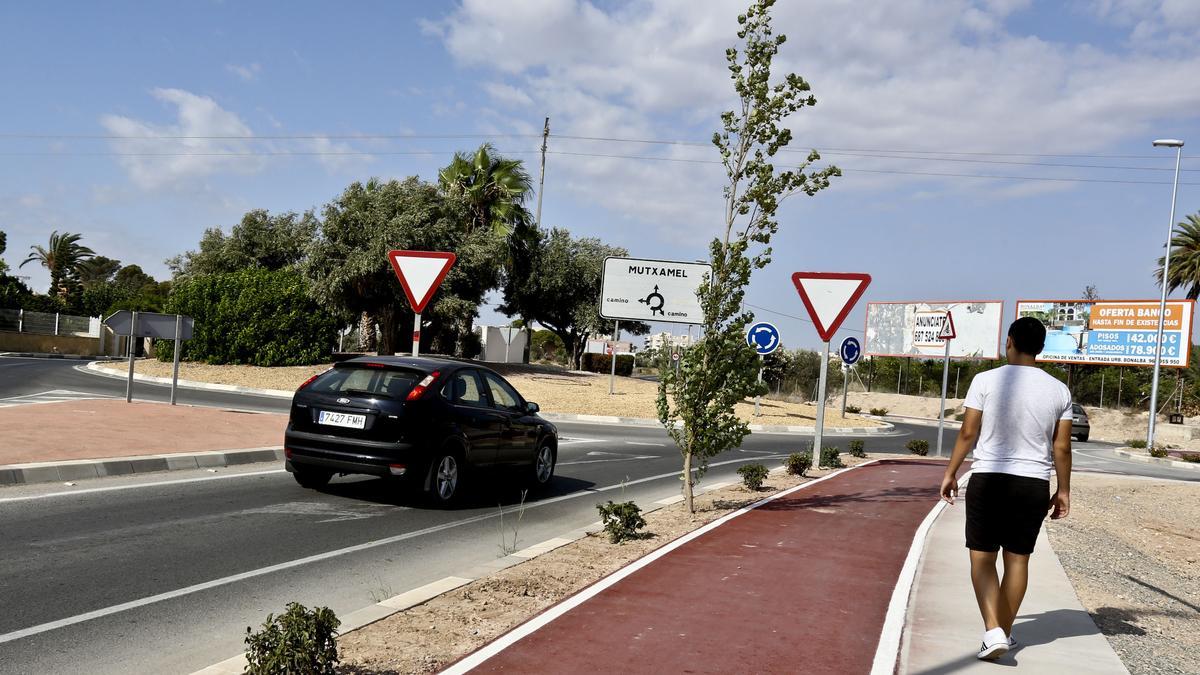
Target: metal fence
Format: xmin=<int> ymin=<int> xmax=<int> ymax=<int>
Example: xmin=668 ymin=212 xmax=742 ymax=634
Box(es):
xmin=0 ymin=309 xmax=101 ymax=337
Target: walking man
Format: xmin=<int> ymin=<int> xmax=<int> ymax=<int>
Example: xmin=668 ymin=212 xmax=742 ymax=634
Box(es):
xmin=939 ymin=317 xmax=1073 ymax=660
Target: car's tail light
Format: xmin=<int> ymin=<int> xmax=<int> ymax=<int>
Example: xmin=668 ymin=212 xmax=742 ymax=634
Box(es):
xmin=284 ymin=447 xmax=293 ymax=459
xmin=406 ymin=370 xmax=440 ymax=401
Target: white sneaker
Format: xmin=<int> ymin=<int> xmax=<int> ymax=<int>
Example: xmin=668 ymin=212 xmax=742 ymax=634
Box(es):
xmin=977 ymin=627 xmax=1010 ymax=660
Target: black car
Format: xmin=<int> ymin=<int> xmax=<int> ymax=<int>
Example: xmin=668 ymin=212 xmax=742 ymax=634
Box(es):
xmin=284 ymin=356 xmax=558 ymax=503
xmin=1071 ymin=403 xmax=1090 ymax=442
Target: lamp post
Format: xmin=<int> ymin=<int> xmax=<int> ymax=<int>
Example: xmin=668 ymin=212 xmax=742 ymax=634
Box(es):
xmin=1147 ymin=138 xmax=1184 ymax=448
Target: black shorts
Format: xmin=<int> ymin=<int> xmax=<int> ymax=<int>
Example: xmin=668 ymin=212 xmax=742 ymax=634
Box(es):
xmin=965 ymin=472 xmax=1051 ymax=555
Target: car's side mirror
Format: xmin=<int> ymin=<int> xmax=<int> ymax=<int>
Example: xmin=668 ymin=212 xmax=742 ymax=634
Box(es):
xmin=525 ymin=401 xmax=540 ymax=414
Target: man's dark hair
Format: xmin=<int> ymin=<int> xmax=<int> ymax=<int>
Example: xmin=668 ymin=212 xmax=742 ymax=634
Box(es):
xmin=1009 ymin=317 xmax=1046 ymax=356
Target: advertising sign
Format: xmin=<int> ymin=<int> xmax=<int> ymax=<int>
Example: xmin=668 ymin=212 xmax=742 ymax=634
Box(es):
xmin=600 ymin=257 xmax=711 ymax=325
xmin=1016 ymin=300 xmax=1195 ymax=367
xmin=865 ymin=301 xmax=1004 ymax=360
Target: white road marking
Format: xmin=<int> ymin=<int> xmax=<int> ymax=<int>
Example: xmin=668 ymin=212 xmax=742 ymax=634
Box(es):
xmin=556 ymin=437 xmax=606 ymax=446
xmin=625 ymin=441 xmax=665 ymax=447
xmin=0 ymin=470 xmax=286 ymax=504
xmin=558 ymin=455 xmax=655 ymax=466
xmin=0 ymin=389 xmax=117 ymax=408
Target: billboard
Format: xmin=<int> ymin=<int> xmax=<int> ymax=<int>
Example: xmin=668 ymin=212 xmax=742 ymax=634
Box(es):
xmin=1016 ymin=300 xmax=1195 ymax=367
xmin=865 ymin=301 xmax=1005 ymax=359
xmin=600 ymin=257 xmax=711 ymax=325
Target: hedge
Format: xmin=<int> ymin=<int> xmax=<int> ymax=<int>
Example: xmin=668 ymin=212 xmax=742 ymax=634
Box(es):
xmin=581 ymin=352 xmax=634 ymax=376
xmin=158 ymin=268 xmax=337 ymax=366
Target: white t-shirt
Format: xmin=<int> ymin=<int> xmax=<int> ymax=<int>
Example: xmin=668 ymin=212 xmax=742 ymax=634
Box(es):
xmin=963 ymin=364 xmax=1072 ymax=480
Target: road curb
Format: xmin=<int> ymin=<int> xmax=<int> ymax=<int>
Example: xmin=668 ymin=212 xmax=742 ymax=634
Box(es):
xmin=1114 ymin=447 xmax=1200 ymax=471
xmin=539 ymin=411 xmax=896 ymax=435
xmin=84 ymin=362 xmax=294 ymax=398
xmin=0 ymin=447 xmax=285 ymax=487
xmin=2 ymin=352 xmax=124 ymax=361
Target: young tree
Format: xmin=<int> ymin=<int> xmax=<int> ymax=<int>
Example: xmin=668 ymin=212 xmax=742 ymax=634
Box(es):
xmin=657 ymin=0 xmax=840 ymax=513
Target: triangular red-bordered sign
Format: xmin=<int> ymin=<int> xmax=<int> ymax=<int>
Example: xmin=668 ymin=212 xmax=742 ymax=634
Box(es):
xmin=791 ymin=272 xmax=872 ymax=343
xmin=387 ymin=250 xmax=457 ymax=313
xmin=939 ymin=311 xmax=957 ymax=340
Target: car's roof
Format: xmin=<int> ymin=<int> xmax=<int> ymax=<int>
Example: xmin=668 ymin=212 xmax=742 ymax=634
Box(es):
xmin=339 ymin=355 xmax=498 ymax=375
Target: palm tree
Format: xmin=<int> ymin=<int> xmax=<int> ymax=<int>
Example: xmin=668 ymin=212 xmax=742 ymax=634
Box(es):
xmin=20 ymin=230 xmax=95 ymax=298
xmin=438 ymin=143 xmax=533 ymax=237
xmin=1156 ymin=214 xmax=1200 ymax=299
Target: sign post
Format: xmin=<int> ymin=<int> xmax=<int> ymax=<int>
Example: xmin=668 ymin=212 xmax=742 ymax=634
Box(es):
xmin=936 ymin=311 xmax=956 ymax=457
xmin=746 ymin=322 xmax=781 ymax=417
xmin=126 ymin=311 xmax=138 ymax=403
xmin=387 ymin=250 xmax=457 ymax=358
xmin=839 ymin=337 xmax=861 ymax=418
xmin=599 ymin=257 xmax=711 ymax=325
xmin=609 ymin=320 xmax=621 ymax=395
xmin=104 ymin=310 xmax=195 ymax=404
xmin=792 ymin=273 xmax=872 ymax=468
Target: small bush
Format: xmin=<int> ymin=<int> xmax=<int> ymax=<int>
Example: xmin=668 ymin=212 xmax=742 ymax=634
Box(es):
xmin=944 ymin=408 xmax=956 ymax=417
xmin=906 ymin=439 xmax=930 ymax=456
xmin=1180 ymin=453 xmax=1200 ymax=463
xmin=848 ymin=439 xmax=866 ymax=458
xmin=821 ymin=445 xmax=844 ymax=469
xmin=1126 ymin=439 xmax=1148 ymax=449
xmin=737 ymin=463 xmax=769 ymax=490
xmin=244 ymin=602 xmax=340 ymax=675
xmin=784 ymin=451 xmax=812 ymax=476
xmin=597 ymin=500 xmax=646 ymax=543
xmin=954 ymin=412 xmax=966 ymax=422
xmin=1149 ymin=446 xmax=1169 ymax=458
xmin=845 ymin=404 xmax=862 ymax=414
xmin=580 ymin=353 xmax=634 ymax=376
xmin=869 ymin=407 xmax=889 ymax=416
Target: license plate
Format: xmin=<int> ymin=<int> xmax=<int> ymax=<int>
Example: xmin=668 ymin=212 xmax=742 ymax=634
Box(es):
xmin=318 ymin=411 xmax=366 ymax=429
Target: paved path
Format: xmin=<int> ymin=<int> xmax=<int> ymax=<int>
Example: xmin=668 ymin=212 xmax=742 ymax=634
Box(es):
xmin=451 ymin=459 xmax=949 ymax=674
xmin=901 ymin=477 xmax=1128 ymax=674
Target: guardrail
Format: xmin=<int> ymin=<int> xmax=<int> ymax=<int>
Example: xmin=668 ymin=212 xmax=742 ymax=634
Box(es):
xmin=0 ymin=309 xmax=101 ymax=337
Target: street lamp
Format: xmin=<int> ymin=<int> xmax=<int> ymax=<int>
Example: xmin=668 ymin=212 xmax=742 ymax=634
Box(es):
xmin=1147 ymin=138 xmax=1184 ymax=448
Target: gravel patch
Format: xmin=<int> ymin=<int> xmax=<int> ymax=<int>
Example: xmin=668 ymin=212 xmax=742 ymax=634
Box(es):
xmin=1046 ymin=473 xmax=1199 ymax=675
xmin=126 ymin=359 xmax=880 ymax=429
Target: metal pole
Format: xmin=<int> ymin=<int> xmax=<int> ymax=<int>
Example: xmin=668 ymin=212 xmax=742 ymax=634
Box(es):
xmin=1100 ymin=371 xmax=1105 ymax=408
xmin=813 ymin=342 xmax=830 ymax=468
xmin=170 ymin=314 xmax=182 ymax=406
xmin=937 ymin=337 xmax=952 ymax=457
xmin=955 ymin=367 xmax=961 ymax=399
xmin=609 ymin=320 xmax=620 ymax=395
xmin=841 ymin=363 xmax=849 ymax=418
xmin=412 ymin=312 xmax=421 ymax=357
xmin=125 ymin=311 xmax=137 ymax=403
xmin=897 ymin=362 xmax=902 ymax=393
xmin=1118 ymin=368 xmax=1124 ymax=408
xmin=1148 ymin=143 xmax=1183 ymax=447
xmin=534 ymin=117 xmax=549 ymax=229
xmin=505 ymin=326 xmax=513 ymax=363
xmin=755 ymin=354 xmax=763 ymax=417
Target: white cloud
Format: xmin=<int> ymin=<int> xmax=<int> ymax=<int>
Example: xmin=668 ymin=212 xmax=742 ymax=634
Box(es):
xmin=226 ymin=62 xmax=262 ymax=81
xmin=100 ymin=88 xmax=264 ymax=189
xmin=484 ymin=82 xmax=534 ymax=107
xmin=309 ymin=136 xmax=374 ymax=173
xmin=428 ymin=0 xmax=1200 ymax=234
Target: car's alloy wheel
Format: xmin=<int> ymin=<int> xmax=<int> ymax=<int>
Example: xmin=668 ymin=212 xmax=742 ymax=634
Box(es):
xmin=533 ymin=444 xmax=555 ymax=485
xmin=434 ymin=455 xmax=459 ymax=501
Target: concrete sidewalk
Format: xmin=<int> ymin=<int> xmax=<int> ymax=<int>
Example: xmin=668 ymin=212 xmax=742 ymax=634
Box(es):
xmin=900 ymin=478 xmax=1127 ymax=674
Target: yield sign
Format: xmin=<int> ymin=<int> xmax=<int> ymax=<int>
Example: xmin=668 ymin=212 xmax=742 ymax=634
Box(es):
xmin=791 ymin=272 xmax=872 ymax=343
xmin=939 ymin=311 xmax=957 ymax=340
xmin=388 ymin=250 xmax=457 ymax=313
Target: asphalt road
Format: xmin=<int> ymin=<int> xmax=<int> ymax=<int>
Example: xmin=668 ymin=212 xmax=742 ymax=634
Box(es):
xmin=0 ymin=355 xmax=1195 ymax=674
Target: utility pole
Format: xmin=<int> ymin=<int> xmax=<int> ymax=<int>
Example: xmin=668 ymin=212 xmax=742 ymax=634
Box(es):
xmin=535 ymin=117 xmax=549 ymax=229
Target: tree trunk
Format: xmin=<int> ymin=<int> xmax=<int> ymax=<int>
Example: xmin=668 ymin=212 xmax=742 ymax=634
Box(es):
xmin=682 ymin=448 xmax=694 ymax=514
xmin=358 ymin=312 xmax=376 ymax=352
xmin=377 ymin=306 xmax=397 ymax=355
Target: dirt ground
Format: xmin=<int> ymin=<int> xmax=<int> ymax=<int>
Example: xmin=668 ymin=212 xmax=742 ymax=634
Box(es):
xmin=126 ymin=360 xmax=880 ymax=429
xmin=335 ymin=454 xmax=878 ymax=674
xmin=846 ymin=391 xmax=966 ymax=420
xmin=1046 ymin=473 xmax=1200 ymax=674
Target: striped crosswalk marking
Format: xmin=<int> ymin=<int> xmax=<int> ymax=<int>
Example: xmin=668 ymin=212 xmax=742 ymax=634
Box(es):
xmin=0 ymin=390 xmax=117 ymax=408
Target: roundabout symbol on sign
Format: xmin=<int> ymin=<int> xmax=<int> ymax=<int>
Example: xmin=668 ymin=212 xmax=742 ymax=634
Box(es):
xmin=839 ymin=336 xmax=862 ymax=365
xmin=746 ymin=322 xmax=781 ymax=356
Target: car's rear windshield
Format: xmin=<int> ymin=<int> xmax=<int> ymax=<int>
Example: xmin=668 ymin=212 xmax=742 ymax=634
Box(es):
xmin=307 ymin=364 xmax=424 ymax=399
xmin=1072 ymin=404 xmax=1084 ymax=414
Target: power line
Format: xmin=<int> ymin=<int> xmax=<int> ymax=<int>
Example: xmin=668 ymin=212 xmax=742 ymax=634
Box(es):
xmin=744 ymin=302 xmax=866 ymax=335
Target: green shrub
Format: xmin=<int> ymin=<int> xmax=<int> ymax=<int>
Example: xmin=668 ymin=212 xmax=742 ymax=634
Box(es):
xmin=597 ymin=500 xmax=646 ymax=543
xmin=244 ymin=602 xmax=340 ymax=675
xmin=906 ymin=439 xmax=930 ymax=456
xmin=737 ymin=463 xmax=769 ymax=490
xmin=821 ymin=445 xmax=844 ymax=468
xmin=580 ymin=352 xmax=634 ymax=376
xmin=869 ymin=407 xmax=889 ymax=416
xmin=845 ymin=404 xmax=862 ymax=414
xmin=1149 ymin=446 xmax=1169 ymax=458
xmin=848 ymin=439 xmax=866 ymax=458
xmin=944 ymin=408 xmax=956 ymax=417
xmin=160 ymin=268 xmax=337 ymax=366
xmin=784 ymin=451 xmax=812 ymax=476
xmin=1180 ymin=453 xmax=1200 ymax=463
xmin=954 ymin=412 xmax=966 ymax=422
xmin=1126 ymin=439 xmax=1148 ymax=449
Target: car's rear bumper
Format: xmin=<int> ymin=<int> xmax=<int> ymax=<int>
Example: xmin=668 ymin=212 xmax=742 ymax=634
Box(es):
xmin=1072 ymin=423 xmax=1090 ymax=436
xmin=284 ymin=427 xmax=418 ymax=476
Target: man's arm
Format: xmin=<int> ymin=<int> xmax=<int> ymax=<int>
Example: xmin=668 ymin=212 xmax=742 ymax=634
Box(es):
xmin=940 ymin=407 xmax=981 ymax=505
xmin=1050 ymin=419 xmax=1072 ymax=519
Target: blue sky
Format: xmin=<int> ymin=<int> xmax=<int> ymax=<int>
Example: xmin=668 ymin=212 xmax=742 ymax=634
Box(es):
xmin=2 ymin=0 xmax=1199 ymax=351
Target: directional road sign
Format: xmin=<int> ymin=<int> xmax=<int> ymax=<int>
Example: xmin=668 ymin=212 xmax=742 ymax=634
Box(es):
xmin=104 ymin=310 xmax=194 ymax=340
xmin=791 ymin=272 xmax=872 ymax=343
xmin=600 ymin=257 xmax=711 ymax=325
xmin=839 ymin=336 xmax=862 ymax=365
xmin=387 ymin=250 xmax=457 ymax=313
xmin=746 ymin=321 xmax=781 ymax=355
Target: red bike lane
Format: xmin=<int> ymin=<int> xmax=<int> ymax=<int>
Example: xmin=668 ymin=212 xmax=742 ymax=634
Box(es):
xmin=448 ymin=458 xmax=950 ymax=674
